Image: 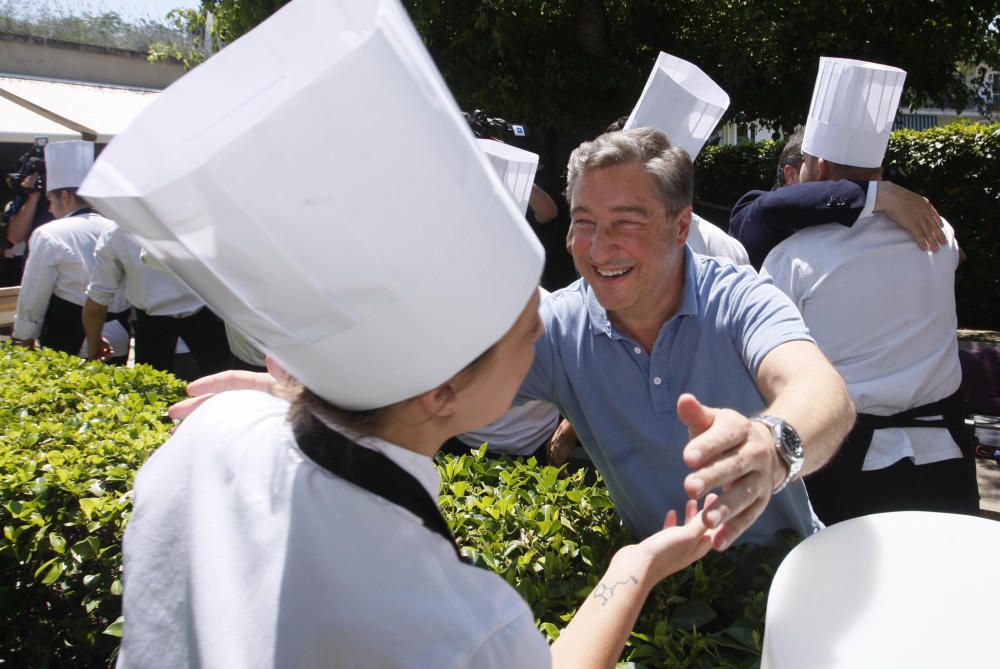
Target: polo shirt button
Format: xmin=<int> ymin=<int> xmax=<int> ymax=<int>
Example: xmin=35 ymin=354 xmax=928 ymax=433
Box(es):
xmin=653 ymin=376 xmax=662 ymax=385
xmin=633 ymin=346 xmax=642 ymax=354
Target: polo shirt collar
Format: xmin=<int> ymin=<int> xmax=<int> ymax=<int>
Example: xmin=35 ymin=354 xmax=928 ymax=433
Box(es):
xmin=584 ymin=244 xmax=699 ymax=340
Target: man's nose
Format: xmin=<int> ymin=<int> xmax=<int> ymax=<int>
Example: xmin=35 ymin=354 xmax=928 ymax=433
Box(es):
xmin=589 ymin=225 xmax=616 ymax=262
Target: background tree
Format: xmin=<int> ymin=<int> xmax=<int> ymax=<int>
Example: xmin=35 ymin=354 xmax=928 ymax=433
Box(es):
xmin=181 ymin=1 xmax=1000 ymax=183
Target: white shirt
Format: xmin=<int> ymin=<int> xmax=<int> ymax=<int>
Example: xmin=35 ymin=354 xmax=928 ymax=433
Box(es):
xmin=761 ymin=213 xmax=963 ymax=469
xmin=688 ymin=213 xmax=750 ymax=265
xmin=87 ymin=223 xmax=205 ymax=317
xmin=457 ymin=399 xmax=560 ymax=455
xmin=118 ymin=391 xmax=551 ymax=669
xmin=13 ymin=210 xmax=128 ymax=341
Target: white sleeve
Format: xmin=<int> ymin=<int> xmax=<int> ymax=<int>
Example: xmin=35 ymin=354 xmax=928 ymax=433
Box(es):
xmin=12 ymin=230 xmax=60 ymax=340
xmin=86 ymin=226 xmax=124 ymax=306
xmin=759 ymin=243 xmax=807 ymax=312
xmin=462 ymin=610 xmax=552 ymax=669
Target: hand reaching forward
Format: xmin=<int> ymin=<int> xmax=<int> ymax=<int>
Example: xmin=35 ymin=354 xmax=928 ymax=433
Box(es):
xmin=167 ymin=357 xmax=286 ymax=420
xmin=634 ymin=494 xmax=718 ymax=582
xmin=677 ymin=393 xmax=785 ymax=551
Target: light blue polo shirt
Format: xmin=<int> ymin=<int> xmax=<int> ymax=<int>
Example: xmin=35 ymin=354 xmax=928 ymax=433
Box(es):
xmin=518 ymin=247 xmax=821 ymax=546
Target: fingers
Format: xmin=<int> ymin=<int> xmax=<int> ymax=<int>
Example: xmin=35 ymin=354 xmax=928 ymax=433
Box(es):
xmin=546 ymin=419 xmax=576 ymax=467
xmin=546 ymin=438 xmax=572 ymax=467
xmin=167 ymin=393 xmax=215 ymax=421
xmin=682 ymin=410 xmax=753 ymax=496
xmin=663 ymin=509 xmax=678 ymax=529
xmin=186 ymin=370 xmax=274 ymax=398
xmin=265 ymin=356 xmax=291 ymax=383
xmin=677 ymin=393 xmax=714 ymax=439
xmin=709 ymin=493 xmax=769 ymax=551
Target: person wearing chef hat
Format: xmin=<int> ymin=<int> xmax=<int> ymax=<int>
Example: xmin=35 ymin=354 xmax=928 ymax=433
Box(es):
xmin=11 ymin=140 xmax=130 ymax=361
xmin=80 ymin=1 xmax=721 ymax=666
xmin=758 ymin=57 xmax=980 ymax=524
xmin=613 ymin=52 xmax=750 ymax=266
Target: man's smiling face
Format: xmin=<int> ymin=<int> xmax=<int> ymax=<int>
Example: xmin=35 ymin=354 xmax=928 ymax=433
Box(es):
xmin=568 ymin=161 xmax=690 ymax=327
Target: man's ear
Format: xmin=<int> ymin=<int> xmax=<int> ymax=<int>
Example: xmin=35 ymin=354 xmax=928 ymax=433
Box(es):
xmin=782 ymin=164 xmax=799 ymax=186
xmin=817 ymin=158 xmax=831 ymax=181
xmin=675 ymin=205 xmax=693 ymax=245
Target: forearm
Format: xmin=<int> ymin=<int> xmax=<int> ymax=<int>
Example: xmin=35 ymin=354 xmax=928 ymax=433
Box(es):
xmin=757 ymin=341 xmax=854 ymax=478
xmin=81 ymin=298 xmax=109 ymax=358
xmin=7 ymin=195 xmax=40 ymax=245
xmin=550 ymin=546 xmax=654 ymax=669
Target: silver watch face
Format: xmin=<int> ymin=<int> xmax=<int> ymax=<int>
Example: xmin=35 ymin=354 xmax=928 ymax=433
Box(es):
xmin=778 ymin=423 xmax=804 ymax=460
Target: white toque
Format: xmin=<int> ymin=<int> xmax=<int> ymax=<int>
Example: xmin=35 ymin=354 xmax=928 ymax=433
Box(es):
xmin=802 ymin=57 xmax=907 ymax=168
xmin=45 ymin=140 xmax=94 ymax=192
xmin=624 ymin=52 xmax=730 ymax=159
xmin=80 ymin=0 xmax=544 ymax=410
xmin=476 ymin=139 xmax=539 ymax=216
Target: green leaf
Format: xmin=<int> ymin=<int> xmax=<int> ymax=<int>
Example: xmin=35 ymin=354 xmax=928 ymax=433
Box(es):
xmin=104 ymin=616 xmax=124 ymax=637
xmin=671 ymin=599 xmax=718 ymax=629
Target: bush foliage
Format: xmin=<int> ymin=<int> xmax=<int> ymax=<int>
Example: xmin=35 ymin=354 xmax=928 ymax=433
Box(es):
xmin=0 ymin=344 xmax=185 ymax=667
xmin=695 ymin=121 xmax=1000 ymax=329
xmin=1 ymin=345 xmax=791 ymax=667
xmin=441 ymin=448 xmax=795 ymax=668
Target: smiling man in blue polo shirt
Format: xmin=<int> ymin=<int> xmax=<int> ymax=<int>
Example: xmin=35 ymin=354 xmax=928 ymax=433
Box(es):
xmin=518 ymin=127 xmax=855 ymax=549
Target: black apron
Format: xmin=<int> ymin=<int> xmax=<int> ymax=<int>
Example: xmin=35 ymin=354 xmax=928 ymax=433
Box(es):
xmin=828 ymin=388 xmax=973 ymax=472
xmin=292 ymin=412 xmax=470 ymax=564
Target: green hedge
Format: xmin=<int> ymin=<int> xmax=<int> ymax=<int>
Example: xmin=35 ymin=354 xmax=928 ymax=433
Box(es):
xmin=1 ymin=344 xmax=791 ymax=668
xmin=0 ymin=344 xmax=186 ymax=667
xmin=440 ymin=449 xmax=795 ymax=668
xmin=694 ymin=121 xmax=1000 ymax=330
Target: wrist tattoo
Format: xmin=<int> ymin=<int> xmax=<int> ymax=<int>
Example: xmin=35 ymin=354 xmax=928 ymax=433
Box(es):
xmin=592 ymin=575 xmax=638 ymax=606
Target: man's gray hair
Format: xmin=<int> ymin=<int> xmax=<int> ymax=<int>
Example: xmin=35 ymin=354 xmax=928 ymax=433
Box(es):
xmin=565 ymin=127 xmax=693 ymax=216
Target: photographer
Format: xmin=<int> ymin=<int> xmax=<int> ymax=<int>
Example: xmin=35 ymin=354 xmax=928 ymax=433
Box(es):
xmin=2 ymin=140 xmax=54 ymax=286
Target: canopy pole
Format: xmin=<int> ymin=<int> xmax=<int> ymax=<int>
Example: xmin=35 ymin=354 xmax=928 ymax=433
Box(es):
xmin=0 ymin=86 xmax=98 ymax=141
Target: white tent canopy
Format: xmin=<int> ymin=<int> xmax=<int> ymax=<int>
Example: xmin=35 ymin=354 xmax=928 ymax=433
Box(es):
xmin=0 ymin=75 xmax=160 ymax=144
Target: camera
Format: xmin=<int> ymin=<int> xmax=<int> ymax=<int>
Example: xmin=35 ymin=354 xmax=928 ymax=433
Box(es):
xmin=463 ymin=110 xmax=528 ymax=144
xmin=5 ymin=137 xmax=48 ymax=196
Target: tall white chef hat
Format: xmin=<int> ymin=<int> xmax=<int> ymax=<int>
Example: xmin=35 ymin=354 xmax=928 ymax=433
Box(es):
xmin=802 ymin=57 xmax=906 ymax=168
xmin=79 ymin=0 xmax=544 ymax=411
xmin=45 ymin=140 xmax=94 ymax=192
xmin=477 ymin=139 xmax=539 ymax=216
xmin=623 ymin=52 xmax=730 ymax=159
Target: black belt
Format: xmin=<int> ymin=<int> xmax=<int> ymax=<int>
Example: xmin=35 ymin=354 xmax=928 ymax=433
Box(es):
xmin=292 ymin=411 xmax=469 ymax=564
xmin=831 ymin=389 xmax=973 ymax=471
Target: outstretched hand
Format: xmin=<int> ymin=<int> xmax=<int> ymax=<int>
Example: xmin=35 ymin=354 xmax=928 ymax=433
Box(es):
xmin=636 ymin=494 xmax=718 ymax=582
xmin=167 ymin=357 xmax=286 ymax=421
xmin=677 ymin=393 xmax=783 ymax=551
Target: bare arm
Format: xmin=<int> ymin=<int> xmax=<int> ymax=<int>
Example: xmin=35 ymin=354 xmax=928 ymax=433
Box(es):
xmin=81 ymin=298 xmax=111 ymax=360
xmin=681 ymin=340 xmax=854 ymax=549
xmin=550 ymin=498 xmax=715 ymax=669
xmin=873 ymin=181 xmax=946 ymax=251
xmin=6 ymin=176 xmax=42 ymax=245
xmin=167 ymin=357 xmax=291 ymax=420
xmin=529 ymin=184 xmax=558 ymax=224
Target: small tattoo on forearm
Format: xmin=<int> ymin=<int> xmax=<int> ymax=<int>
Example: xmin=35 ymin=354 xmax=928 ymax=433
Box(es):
xmin=592 ymin=575 xmax=638 ymax=605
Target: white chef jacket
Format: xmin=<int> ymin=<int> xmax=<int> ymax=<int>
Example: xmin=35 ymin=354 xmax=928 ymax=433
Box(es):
xmin=688 ymin=213 xmax=750 ymax=265
xmin=761 ymin=213 xmax=963 ymax=470
xmin=118 ymin=390 xmax=551 ymax=669
xmin=13 ymin=210 xmax=128 ymax=341
xmin=86 ymin=223 xmax=204 ymax=317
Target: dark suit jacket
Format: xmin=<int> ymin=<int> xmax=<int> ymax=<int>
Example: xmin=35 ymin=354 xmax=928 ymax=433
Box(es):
xmin=728 ymin=180 xmax=869 ymax=269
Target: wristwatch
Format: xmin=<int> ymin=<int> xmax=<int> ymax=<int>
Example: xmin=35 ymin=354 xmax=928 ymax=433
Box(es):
xmin=751 ymin=415 xmax=804 ymax=494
